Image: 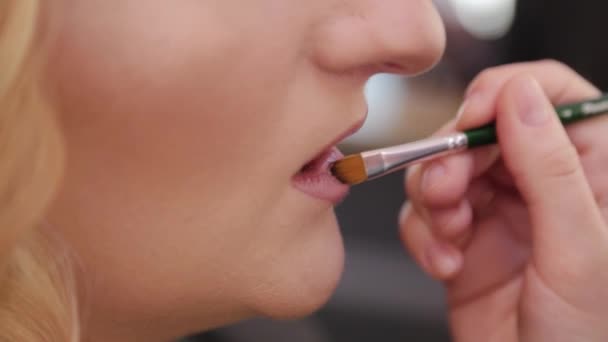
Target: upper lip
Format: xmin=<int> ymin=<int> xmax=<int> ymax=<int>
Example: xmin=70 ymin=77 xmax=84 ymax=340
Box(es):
xmin=329 ymin=116 xmax=366 ymax=150
xmin=300 ymin=113 xmax=367 ymax=169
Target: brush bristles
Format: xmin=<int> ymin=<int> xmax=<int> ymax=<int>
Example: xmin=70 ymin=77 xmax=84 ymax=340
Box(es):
xmin=331 ymin=154 xmax=367 ymax=185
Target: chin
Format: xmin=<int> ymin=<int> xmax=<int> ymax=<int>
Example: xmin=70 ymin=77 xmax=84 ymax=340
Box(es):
xmin=248 ymin=209 xmax=345 ymax=320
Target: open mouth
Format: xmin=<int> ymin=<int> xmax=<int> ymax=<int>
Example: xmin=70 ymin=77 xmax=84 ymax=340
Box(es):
xmin=291 ymin=118 xmax=365 ymax=204
xmin=298 ymin=146 xmax=344 ymax=177
xmin=292 ymin=146 xmax=349 ymax=204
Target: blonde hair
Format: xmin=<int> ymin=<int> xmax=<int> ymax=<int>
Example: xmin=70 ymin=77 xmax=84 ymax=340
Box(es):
xmin=0 ymin=0 xmax=78 ymax=341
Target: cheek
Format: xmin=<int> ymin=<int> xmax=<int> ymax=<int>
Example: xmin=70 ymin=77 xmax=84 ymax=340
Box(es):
xmin=42 ymin=1 xmax=351 ymax=321
xmin=47 ymin=4 xmax=299 ymax=190
xmin=44 ymin=2 xmax=327 ymax=256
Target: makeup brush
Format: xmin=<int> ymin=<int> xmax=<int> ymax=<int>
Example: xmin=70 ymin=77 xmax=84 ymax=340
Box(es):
xmin=332 ymin=94 xmax=608 ymax=185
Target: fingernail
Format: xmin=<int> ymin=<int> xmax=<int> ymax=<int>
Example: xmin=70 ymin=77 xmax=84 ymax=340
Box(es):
xmin=398 ymin=203 xmax=411 ymax=225
xmin=456 ymin=92 xmax=481 ymax=127
xmin=426 ymin=243 xmax=460 ymax=277
xmin=423 ymin=162 xmax=445 ymax=191
xmin=515 ymin=77 xmax=551 ymax=126
xmin=455 ymin=99 xmax=468 ymax=121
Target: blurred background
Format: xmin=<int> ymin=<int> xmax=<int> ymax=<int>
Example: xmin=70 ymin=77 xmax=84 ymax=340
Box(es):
xmin=188 ymin=1 xmax=608 ymax=341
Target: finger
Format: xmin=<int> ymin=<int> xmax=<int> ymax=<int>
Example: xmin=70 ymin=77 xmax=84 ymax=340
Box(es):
xmin=418 ymin=146 xmax=499 ymax=208
xmin=457 ymin=60 xmax=601 ymax=131
xmin=427 ymin=178 xmax=499 ymax=246
xmin=427 ymin=199 xmax=473 ymax=241
xmin=466 ymin=178 xmax=497 ymax=216
xmin=488 ymin=160 xmax=514 ymax=188
xmin=495 ymin=75 xmax=606 ymax=265
xmin=404 ymin=120 xmax=458 ymax=209
xmin=399 ymin=204 xmax=463 ymax=280
xmin=405 ymin=104 xmax=500 ymax=209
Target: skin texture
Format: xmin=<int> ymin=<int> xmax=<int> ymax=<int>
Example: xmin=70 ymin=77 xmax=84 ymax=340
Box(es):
xmin=401 ymin=60 xmax=608 ymax=341
xmin=40 ymin=1 xmax=445 ymax=341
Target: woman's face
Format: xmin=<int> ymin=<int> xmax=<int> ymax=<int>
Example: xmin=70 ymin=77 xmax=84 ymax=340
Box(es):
xmin=44 ymin=0 xmax=445 ymax=339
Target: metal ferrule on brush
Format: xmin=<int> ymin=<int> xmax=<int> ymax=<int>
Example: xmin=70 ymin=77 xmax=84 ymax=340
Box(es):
xmin=361 ymin=133 xmax=469 ymax=181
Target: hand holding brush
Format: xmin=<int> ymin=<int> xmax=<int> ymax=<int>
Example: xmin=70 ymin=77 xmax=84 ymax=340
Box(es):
xmin=395 ymin=61 xmax=608 ymax=341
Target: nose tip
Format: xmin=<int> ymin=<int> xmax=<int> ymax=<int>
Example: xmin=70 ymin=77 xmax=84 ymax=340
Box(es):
xmin=313 ymin=1 xmax=446 ymax=77
xmin=374 ymin=22 xmax=446 ymax=75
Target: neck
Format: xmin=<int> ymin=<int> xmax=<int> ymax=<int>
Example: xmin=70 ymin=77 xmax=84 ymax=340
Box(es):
xmin=82 ymin=304 xmax=254 ymax=342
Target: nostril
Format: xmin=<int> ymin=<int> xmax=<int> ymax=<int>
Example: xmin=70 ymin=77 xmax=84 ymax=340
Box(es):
xmin=382 ymin=62 xmax=408 ymax=74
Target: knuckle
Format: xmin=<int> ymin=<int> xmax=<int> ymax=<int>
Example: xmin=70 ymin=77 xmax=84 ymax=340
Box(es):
xmin=470 ymin=68 xmax=501 ymax=92
xmin=537 ymin=142 xmax=581 ymax=180
xmin=536 ymin=59 xmax=572 ymax=74
xmin=534 ymin=59 xmax=600 ymax=101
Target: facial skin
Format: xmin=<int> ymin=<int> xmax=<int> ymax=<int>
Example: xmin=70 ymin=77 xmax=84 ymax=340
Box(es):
xmin=42 ymin=1 xmax=445 ymax=341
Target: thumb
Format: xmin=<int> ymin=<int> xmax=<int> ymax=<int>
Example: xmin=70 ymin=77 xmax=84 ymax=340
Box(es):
xmin=496 ymin=75 xmax=605 ymax=257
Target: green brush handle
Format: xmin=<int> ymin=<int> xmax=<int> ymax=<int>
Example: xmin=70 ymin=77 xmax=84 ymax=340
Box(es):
xmin=465 ymin=93 xmax=608 ymax=148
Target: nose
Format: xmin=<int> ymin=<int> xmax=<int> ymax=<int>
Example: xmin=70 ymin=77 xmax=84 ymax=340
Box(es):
xmin=312 ymin=0 xmax=446 ymax=77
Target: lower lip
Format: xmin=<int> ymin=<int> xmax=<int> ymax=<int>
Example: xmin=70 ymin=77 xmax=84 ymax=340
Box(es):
xmin=292 ymin=147 xmax=350 ymax=204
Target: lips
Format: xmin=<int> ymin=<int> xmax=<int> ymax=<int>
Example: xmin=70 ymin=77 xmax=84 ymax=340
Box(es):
xmin=292 ymin=146 xmax=348 ymax=203
xmin=291 ymin=118 xmax=365 ymax=204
